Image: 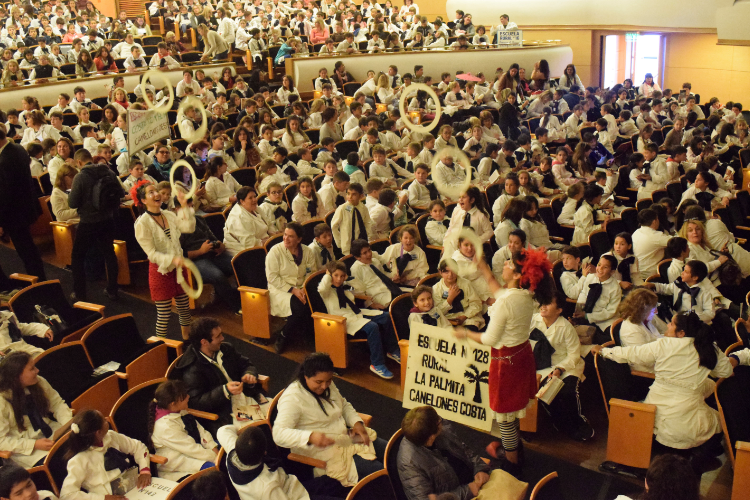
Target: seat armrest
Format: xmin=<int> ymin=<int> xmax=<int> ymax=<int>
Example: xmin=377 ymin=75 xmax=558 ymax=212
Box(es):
xmin=115 ymin=372 xmax=128 ymax=379
xmin=0 ymin=450 xmax=11 ymax=459
xmin=149 ymin=455 xmax=168 ymax=465
xmin=549 ymin=236 xmax=565 ymax=242
xmin=630 ymin=370 xmax=656 ymax=380
xmin=560 ymin=224 xmax=575 ymax=229
xmin=287 ymin=453 xmax=327 ymax=469
xmin=258 ymin=374 xmax=270 ymax=393
xmin=187 ymin=409 xmax=219 ymax=421
xmin=608 ymin=398 xmax=656 ymax=413
xmin=357 ymin=413 xmax=372 ymax=427
xmin=73 ymin=302 xmax=105 ymax=315
xmin=50 ymin=221 xmax=76 ymax=228
xmin=9 ymin=273 xmax=38 ymax=284
xmin=147 ymin=336 xmax=184 ymax=355
xmin=311 ymin=312 xmax=346 ymax=324
xmin=426 ymin=245 xmax=443 ymax=251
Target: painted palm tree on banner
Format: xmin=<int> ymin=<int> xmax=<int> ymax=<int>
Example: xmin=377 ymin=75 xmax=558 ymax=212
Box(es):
xmin=464 ymin=364 xmax=489 ymax=404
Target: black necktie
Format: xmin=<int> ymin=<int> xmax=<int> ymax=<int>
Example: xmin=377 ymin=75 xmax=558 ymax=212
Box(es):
xmin=335 ymin=194 xmax=345 ymax=207
xmin=396 ymin=252 xmax=413 ymax=275
xmin=307 ymin=197 xmax=318 ymax=217
xmin=641 ymin=162 xmax=651 ymax=187
xmin=334 ymin=286 xmax=360 ymax=313
xmin=391 ymin=76 xmax=397 ymax=88
xmin=463 ymin=212 xmax=471 ymax=227
xmin=422 ymin=313 xmax=438 ymax=326
xmin=426 ymin=183 xmax=440 ymax=200
xmin=529 ymin=328 xmax=555 ymax=369
xmin=6 ymin=318 xmax=22 ymax=342
xmin=319 ymin=244 xmax=332 ymax=265
xmin=583 ymin=283 xmax=603 ymax=314
xmin=674 ymin=279 xmax=700 ymax=311
xmin=406 ymin=161 xmax=414 ymax=173
xmin=273 ymin=205 xmax=286 ymax=219
xmin=352 ymin=206 xmax=366 ymax=243
xmin=370 ymin=264 xmax=403 ymax=299
xmin=447 ymin=289 xmax=465 ymax=314
xmin=181 ymin=413 xmax=202 ymax=444
xmin=25 ymin=394 xmax=52 ymax=438
xmin=696 ymin=191 xmax=714 ymax=211
xmin=617 ymin=256 xmax=635 ymax=283
xmin=388 ymin=211 xmax=395 ymax=230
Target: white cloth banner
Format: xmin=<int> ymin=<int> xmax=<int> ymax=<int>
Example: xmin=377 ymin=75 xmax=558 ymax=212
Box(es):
xmin=496 ymin=30 xmax=523 ymax=47
xmin=127 ymin=109 xmax=170 ymax=156
xmin=403 ymin=323 xmax=492 ymax=431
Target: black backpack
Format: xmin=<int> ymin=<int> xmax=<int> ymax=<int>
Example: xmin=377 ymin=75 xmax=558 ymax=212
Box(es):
xmin=88 ymin=166 xmax=122 ymax=212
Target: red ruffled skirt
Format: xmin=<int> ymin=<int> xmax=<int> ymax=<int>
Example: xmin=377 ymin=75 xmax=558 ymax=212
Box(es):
xmin=488 ymin=341 xmax=537 ymax=414
xmin=148 ymin=262 xmax=188 ymax=301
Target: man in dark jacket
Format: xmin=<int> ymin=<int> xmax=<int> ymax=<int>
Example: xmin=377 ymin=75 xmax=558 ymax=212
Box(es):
xmin=180 ymin=199 xmax=241 ymax=314
xmin=397 ymin=406 xmax=491 ymax=500
xmin=0 ymin=127 xmax=46 ymax=280
xmin=172 ymin=317 xmax=261 ymax=434
xmin=68 ymin=149 xmax=123 ymax=301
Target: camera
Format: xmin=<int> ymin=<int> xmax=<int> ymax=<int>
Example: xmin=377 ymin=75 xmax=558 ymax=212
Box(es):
xmin=211 ymin=241 xmax=221 ymax=249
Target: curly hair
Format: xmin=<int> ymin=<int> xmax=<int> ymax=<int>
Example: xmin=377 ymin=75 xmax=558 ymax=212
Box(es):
xmin=130 ymin=178 xmax=153 ymax=207
xmin=617 ymin=288 xmax=658 ymax=324
xmin=677 ymin=219 xmax=712 ymax=249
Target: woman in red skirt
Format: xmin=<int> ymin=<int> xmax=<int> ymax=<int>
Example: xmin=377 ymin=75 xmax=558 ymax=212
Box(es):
xmin=131 ymin=180 xmax=196 ymax=339
xmin=454 ymin=248 xmax=553 ymax=476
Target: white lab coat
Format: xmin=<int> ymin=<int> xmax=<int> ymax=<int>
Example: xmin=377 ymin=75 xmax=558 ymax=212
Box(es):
xmin=381 ymin=243 xmax=428 ymax=283
xmin=408 ymin=307 xmax=452 ymax=329
xmin=601 ymin=337 xmax=733 ymax=449
xmin=432 ymin=277 xmax=485 ymax=330
xmin=704 ymin=218 xmax=750 ymax=278
xmin=529 ymin=314 xmax=584 ymax=379
xmin=152 ymin=411 xmax=217 ymax=481
xmin=632 ymin=226 xmax=671 ymax=278
xmin=134 ymin=208 xmax=196 ymax=274
xmin=350 ymin=256 xmax=395 ymax=307
xmin=59 ymin=431 xmax=151 ymax=500
xmin=577 ymin=275 xmax=621 ymax=330
xmin=265 ymin=243 xmax=317 ymax=317
xmin=271 ymin=380 xmax=363 ymax=475
xmin=223 ymin=204 xmax=269 ymax=257
xmin=443 ymin=206 xmax=493 ymax=257
xmin=331 ymin=202 xmax=373 ymax=256
xmin=217 ymin=425 xmax=310 ymax=500
xmin=204 ymin=173 xmax=241 ymax=207
xmin=291 ymin=192 xmax=324 ymax=223
xmin=572 ymin=201 xmax=601 ymax=245
xmin=0 ymin=376 xmax=72 ymax=468
xmin=317 ymin=273 xmax=370 ymax=334
xmin=50 ymin=188 xmax=79 ymax=223
xmin=451 ymin=250 xmax=491 ymax=301
xmin=619 ymin=319 xmax=662 ymax=372
xmin=0 ymin=310 xmax=50 ymax=357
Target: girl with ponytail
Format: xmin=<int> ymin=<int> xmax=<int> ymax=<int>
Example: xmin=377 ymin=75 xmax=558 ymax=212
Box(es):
xmin=146 ymin=380 xmax=218 ymax=481
xmin=592 ymin=312 xmax=733 ymax=452
xmin=453 ymin=248 xmax=553 ymax=476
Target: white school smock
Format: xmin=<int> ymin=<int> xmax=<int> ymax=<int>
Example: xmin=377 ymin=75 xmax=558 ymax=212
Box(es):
xmin=265 ymin=243 xmax=317 ymax=317
xmin=204 ymin=173 xmax=241 ymax=207
xmin=529 ymin=314 xmax=584 ymax=379
xmin=451 ymin=249 xmax=491 ymax=301
xmin=0 ymin=376 xmax=72 ymax=468
xmin=134 ymin=208 xmax=196 ymax=273
xmin=350 ymin=256 xmax=396 ymax=307
xmin=152 ymin=411 xmax=217 ymax=481
xmin=59 ymin=430 xmax=151 ymax=500
xmin=291 ymin=192 xmax=324 ymax=223
xmin=331 ymin=202 xmax=374 ymax=256
xmin=432 ymin=277 xmax=485 ymax=329
xmin=572 ymin=201 xmax=601 ymax=245
xmin=317 ymin=273 xmax=370 ymax=334
xmin=601 ymin=337 xmax=732 ymax=449
xmin=381 ymin=243 xmax=428 ymax=283
xmin=619 ymin=319 xmax=662 ymax=372
xmin=223 ymin=204 xmax=269 ymax=257
xmin=443 ymin=206 xmax=493 ymax=257
xmin=577 ymin=275 xmax=621 ymax=330
xmin=271 ymin=380 xmax=363 ymax=473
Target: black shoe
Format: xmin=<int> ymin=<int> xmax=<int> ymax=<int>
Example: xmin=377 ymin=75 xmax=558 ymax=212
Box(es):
xmin=103 ymin=289 xmax=119 ymax=301
xmin=69 ymin=292 xmax=78 ymax=303
xmin=274 ymin=334 xmax=287 ymax=354
xmin=570 ymin=422 xmax=595 ymax=442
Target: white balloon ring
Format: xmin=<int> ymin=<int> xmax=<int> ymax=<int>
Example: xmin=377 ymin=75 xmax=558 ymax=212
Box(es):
xmin=454 ymin=227 xmax=484 ymax=267
xmin=170 ymin=160 xmax=198 ymax=201
xmin=430 ymin=146 xmax=472 ymax=201
xmin=176 ymin=258 xmax=203 ymax=299
xmin=176 ymin=96 xmax=208 ymax=144
xmin=398 ymin=83 xmax=441 ymax=135
xmin=140 ymin=69 xmax=175 ymax=113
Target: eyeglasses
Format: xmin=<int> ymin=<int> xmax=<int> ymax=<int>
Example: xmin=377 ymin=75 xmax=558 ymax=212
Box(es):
xmin=157 ymin=150 xmax=169 ymax=154
xmin=269 ymin=190 xmax=283 ymax=195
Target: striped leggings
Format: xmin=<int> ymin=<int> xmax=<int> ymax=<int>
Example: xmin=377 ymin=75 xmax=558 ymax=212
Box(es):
xmin=498 ymin=419 xmax=521 ymax=452
xmin=155 ymin=294 xmax=191 ymax=337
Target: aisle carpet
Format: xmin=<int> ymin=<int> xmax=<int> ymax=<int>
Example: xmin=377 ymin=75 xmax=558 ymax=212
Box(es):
xmin=0 ymin=245 xmax=642 ymax=500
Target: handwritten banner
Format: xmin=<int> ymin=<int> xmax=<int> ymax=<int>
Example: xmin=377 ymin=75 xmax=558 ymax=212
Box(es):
xmin=495 ymin=30 xmax=523 ymax=47
xmin=127 ymin=109 xmax=170 ymax=156
xmin=403 ymin=323 xmax=492 ymax=431
xmin=124 ymin=478 xmax=178 ymax=500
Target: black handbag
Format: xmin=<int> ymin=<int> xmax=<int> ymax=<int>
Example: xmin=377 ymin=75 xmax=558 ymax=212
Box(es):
xmin=32 ymin=305 xmax=67 ymax=339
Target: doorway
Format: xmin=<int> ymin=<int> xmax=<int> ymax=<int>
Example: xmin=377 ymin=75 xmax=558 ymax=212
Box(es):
xmin=602 ymin=33 xmax=665 ymax=89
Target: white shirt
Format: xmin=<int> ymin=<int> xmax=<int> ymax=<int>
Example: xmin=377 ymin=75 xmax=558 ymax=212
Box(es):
xmin=529 ymin=314 xmax=584 ymax=379
xmin=432 ymin=277 xmax=485 ymax=329
xmin=152 ymin=411 xmax=217 ymax=481
xmin=577 ymin=275 xmax=621 ymax=330
xmin=331 ymin=202 xmax=373 ymax=255
xmin=619 ymin=319 xmax=662 ymax=372
xmin=632 ymin=226 xmax=672 ymax=277
xmin=223 ymin=203 xmax=269 ymax=256
xmin=480 ymin=287 xmax=533 ymax=348
xmin=135 ymin=208 xmax=196 ymax=274
xmin=572 ymin=201 xmax=601 ymax=245
xmin=350 ymin=255 xmax=395 ymax=307
xmin=381 ymin=243 xmax=429 ymax=283
xmin=265 ymin=243 xmax=317 ymax=317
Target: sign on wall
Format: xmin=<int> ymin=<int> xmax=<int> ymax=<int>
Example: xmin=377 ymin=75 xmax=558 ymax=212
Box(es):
xmin=496 ymin=30 xmax=523 ymax=47
xmin=403 ymin=323 xmax=492 ymax=431
xmin=127 ymin=109 xmax=170 ymax=156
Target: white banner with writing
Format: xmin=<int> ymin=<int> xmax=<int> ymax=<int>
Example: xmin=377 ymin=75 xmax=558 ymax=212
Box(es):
xmin=495 ymin=30 xmax=523 ymax=47
xmin=403 ymin=323 xmax=492 ymax=431
xmin=127 ymin=109 xmax=170 ymax=156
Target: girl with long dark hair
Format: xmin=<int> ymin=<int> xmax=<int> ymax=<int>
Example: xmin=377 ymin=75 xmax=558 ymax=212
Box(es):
xmin=60 ymin=410 xmax=151 ymax=500
xmin=592 ymin=312 xmax=732 ymax=453
xmin=272 ymin=352 xmax=385 ymax=487
xmin=454 ymin=248 xmax=554 ymax=475
xmin=0 ymin=352 xmax=72 ymax=467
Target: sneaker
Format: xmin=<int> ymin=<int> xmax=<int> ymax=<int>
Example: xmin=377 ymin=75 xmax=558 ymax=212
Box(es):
xmin=274 ymin=334 xmax=287 ymax=354
xmin=387 ymin=352 xmax=401 ymax=364
xmin=370 ymin=364 xmax=394 ymax=379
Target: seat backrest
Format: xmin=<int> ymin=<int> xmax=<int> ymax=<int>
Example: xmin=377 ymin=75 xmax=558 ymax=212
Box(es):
xmin=716 ymin=368 xmax=750 ymax=462
xmin=370 ymin=239 xmax=390 ymax=255
xmin=417 ymin=273 xmax=440 ymax=287
xmin=231 ymin=247 xmax=268 ymax=289
xmin=202 ymin=213 xmax=227 ymax=242
xmin=217 ymin=448 xmax=241 ymax=500
xmin=604 ymin=218 xmax=626 ymax=244
xmin=35 ymin=342 xmax=94 ymax=403
xmin=593 ymin=352 xmax=642 ymax=415
xmin=389 ymin=293 xmax=413 ymax=341
xmin=485 ymin=183 xmax=504 ymax=216
xmin=110 ymin=378 xmax=164 ymax=451
xmin=264 ymin=233 xmax=283 ymax=253
xmin=81 ymin=314 xmax=145 ymax=367
xmin=301 ymin=218 xmax=324 ymax=245
xmin=610 ymin=319 xmax=623 ymax=346
xmin=657 ymin=259 xmax=672 ymax=282
xmin=619 ymin=208 xmax=639 ymax=233
xmin=303 ymin=270 xmax=327 ymax=314
xmin=588 ymin=230 xmax=610 ymax=264
xmin=44 ymin=432 xmax=73 ymax=494
xmin=164 ymin=465 xmax=216 ymax=500
xmin=347 ymin=470 xmax=395 ymax=500
xmin=383 ymin=429 xmax=407 ymax=500
xmin=530 ymin=472 xmax=562 ymax=500
xmin=230 ymin=167 xmax=257 ymax=187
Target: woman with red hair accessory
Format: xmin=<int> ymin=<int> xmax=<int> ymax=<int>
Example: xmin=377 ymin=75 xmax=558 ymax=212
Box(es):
xmin=131 ymin=180 xmax=196 ymax=339
xmin=453 ymin=248 xmax=553 ymax=477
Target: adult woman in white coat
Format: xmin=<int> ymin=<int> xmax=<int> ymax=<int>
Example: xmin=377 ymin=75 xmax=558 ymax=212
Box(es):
xmin=0 ymin=352 xmax=72 ymax=468
xmin=20 ymin=110 xmax=60 ymax=147
xmin=202 ymin=156 xmax=240 ymax=208
xmin=592 ymin=312 xmax=733 ymax=453
xmin=616 ymin=289 xmax=662 ymax=371
xmin=682 ymin=204 xmax=750 ymax=279
xmin=265 ymin=223 xmax=317 ymax=354
xmin=272 ymin=352 xmax=385 ymax=488
xmin=223 ymin=186 xmax=269 ymax=256
xmin=678 ymin=218 xmax=726 ymax=287
xmin=50 ymin=165 xmax=79 ymax=223
xmin=46 ymin=138 xmax=76 ymax=186
xmin=133 ymin=181 xmax=195 ymax=339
